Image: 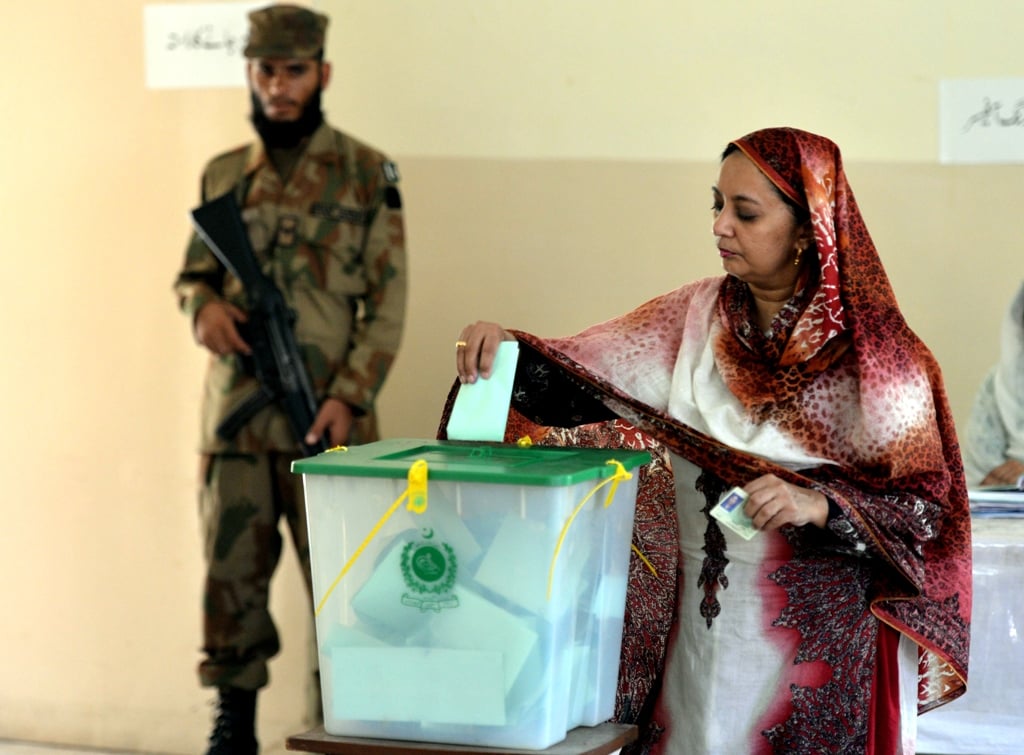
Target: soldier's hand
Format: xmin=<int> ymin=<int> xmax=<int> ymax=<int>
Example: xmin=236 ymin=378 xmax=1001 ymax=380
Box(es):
xmin=194 ymin=300 xmax=251 ymax=357
xmin=307 ymin=397 xmax=353 ymax=447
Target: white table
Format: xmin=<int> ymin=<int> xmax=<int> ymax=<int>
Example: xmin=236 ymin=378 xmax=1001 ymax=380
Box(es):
xmin=916 ymin=516 xmax=1024 ymax=755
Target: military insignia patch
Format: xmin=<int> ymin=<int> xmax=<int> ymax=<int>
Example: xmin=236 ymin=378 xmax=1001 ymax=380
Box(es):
xmin=309 ymin=202 xmax=371 ymax=224
xmin=382 ymin=160 xmax=400 ymax=183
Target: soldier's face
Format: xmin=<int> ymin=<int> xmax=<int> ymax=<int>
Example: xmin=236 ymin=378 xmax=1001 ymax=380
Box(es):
xmin=248 ymin=58 xmax=332 ymax=122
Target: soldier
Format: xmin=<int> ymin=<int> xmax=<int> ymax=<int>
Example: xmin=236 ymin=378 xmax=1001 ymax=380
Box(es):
xmin=173 ymin=4 xmax=407 ymax=753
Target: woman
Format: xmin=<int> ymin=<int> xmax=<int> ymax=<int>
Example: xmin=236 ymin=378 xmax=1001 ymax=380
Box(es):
xmin=963 ymin=280 xmax=1024 ymax=488
xmin=445 ymin=127 xmax=971 ymax=754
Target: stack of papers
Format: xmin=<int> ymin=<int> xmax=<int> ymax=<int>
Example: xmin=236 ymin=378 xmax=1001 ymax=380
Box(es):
xmin=968 ymin=486 xmax=1024 ymax=517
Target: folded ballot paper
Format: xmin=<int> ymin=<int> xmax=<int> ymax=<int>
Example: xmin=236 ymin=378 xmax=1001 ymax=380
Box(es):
xmin=447 ymin=341 xmax=519 ymax=441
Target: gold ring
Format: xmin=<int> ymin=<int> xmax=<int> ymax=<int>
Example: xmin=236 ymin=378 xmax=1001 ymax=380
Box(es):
xmin=455 ymin=340 xmax=468 ymax=348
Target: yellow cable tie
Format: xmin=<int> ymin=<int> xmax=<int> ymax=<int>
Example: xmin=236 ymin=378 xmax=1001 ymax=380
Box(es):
xmin=406 ymin=459 xmax=429 ymax=513
xmin=546 ymin=460 xmax=632 ymax=600
xmin=602 ymin=460 xmax=631 ymax=507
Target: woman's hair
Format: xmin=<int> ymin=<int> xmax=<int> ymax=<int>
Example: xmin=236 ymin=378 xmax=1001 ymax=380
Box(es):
xmin=721 ymin=143 xmax=810 ymax=225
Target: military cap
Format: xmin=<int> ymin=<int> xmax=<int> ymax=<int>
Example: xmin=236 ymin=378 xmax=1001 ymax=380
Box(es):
xmin=244 ymin=4 xmax=329 ymax=60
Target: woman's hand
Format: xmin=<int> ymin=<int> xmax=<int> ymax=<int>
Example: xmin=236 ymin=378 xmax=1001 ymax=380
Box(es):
xmin=455 ymin=321 xmax=516 ymax=384
xmin=742 ymin=474 xmax=830 ymax=530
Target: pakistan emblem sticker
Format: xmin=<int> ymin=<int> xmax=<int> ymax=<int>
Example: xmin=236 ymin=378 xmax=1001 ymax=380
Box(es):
xmin=400 ymin=528 xmax=459 ymax=612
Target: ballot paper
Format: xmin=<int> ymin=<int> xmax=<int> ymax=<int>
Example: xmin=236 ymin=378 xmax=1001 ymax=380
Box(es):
xmin=447 ymin=341 xmax=520 ymax=441
xmin=710 ymin=486 xmax=758 ymax=540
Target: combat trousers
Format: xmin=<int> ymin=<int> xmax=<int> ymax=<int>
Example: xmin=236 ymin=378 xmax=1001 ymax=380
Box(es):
xmin=197 ymin=451 xmax=313 ymax=691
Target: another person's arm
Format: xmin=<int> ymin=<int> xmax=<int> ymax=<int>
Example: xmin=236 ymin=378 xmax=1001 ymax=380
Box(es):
xmin=980 ymin=458 xmax=1024 ymax=487
xmin=963 ymin=368 xmax=1013 ymax=487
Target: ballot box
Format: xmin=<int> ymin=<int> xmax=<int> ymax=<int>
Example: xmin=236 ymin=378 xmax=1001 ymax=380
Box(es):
xmin=292 ymin=439 xmax=650 ymax=750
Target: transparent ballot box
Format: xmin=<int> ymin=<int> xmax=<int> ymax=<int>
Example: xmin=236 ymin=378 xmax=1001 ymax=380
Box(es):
xmin=292 ymin=439 xmax=650 ymax=750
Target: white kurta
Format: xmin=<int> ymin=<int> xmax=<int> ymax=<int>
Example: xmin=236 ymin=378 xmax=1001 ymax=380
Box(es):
xmin=654 ymin=455 xmax=919 ymax=755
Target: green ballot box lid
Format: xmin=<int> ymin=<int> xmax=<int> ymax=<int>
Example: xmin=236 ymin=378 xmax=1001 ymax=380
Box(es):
xmin=292 ymin=438 xmax=650 ymax=486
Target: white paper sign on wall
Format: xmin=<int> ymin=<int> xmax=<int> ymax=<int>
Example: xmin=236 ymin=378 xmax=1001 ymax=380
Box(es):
xmin=144 ymin=2 xmax=264 ymax=89
xmin=940 ymin=78 xmax=1024 ymax=165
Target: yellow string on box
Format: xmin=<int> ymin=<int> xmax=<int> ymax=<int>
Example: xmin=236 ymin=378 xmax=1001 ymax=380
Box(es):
xmin=631 ymin=545 xmax=657 ymax=576
xmin=521 ymin=436 xmax=655 ymax=577
xmin=314 ymin=459 xmax=429 ymax=616
xmin=546 ymin=459 xmax=633 ymax=600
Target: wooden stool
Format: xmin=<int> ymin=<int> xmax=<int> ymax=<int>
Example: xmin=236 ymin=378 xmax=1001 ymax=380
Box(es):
xmin=286 ymin=722 xmax=638 ymax=755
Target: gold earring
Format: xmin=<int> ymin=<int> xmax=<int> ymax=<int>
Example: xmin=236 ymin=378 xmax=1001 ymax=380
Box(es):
xmin=793 ymin=247 xmax=804 ymax=267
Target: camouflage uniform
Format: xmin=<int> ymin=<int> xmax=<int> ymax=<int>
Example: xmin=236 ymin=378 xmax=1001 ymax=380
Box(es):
xmin=175 ymin=118 xmax=406 ymax=689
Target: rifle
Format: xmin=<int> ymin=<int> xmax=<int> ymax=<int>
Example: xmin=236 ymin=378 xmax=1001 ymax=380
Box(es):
xmin=190 ymin=192 xmax=328 ymax=456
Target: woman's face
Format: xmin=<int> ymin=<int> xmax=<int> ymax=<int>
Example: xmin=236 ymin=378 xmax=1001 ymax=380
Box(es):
xmin=712 ymin=151 xmax=809 ymax=294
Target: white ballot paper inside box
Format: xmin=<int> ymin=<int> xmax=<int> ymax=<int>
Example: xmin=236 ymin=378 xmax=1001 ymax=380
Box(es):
xmin=447 ymin=341 xmax=519 ymax=442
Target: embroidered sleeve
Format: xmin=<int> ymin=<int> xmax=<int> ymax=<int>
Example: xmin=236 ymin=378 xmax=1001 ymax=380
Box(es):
xmin=509 ymin=344 xmax=618 ymax=427
xmin=805 ymin=474 xmax=942 ymax=593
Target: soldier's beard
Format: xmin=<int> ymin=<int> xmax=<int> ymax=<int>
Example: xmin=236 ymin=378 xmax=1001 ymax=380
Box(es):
xmin=250 ymin=87 xmax=324 ymax=149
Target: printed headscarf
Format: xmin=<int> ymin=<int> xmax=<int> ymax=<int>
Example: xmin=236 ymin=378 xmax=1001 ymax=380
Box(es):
xmin=730 ymin=128 xmax=850 ymax=365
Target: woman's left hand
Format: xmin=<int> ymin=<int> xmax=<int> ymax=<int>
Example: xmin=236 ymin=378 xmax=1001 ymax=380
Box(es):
xmin=742 ymin=474 xmax=829 ymax=530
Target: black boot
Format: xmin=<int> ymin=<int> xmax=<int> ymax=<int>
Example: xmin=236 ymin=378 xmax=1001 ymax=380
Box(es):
xmin=206 ymin=687 xmax=259 ymax=755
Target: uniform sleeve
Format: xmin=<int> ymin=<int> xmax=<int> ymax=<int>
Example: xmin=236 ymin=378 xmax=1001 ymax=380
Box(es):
xmin=326 ymin=165 xmax=407 ymax=412
xmin=173 ymin=173 xmax=225 ymax=322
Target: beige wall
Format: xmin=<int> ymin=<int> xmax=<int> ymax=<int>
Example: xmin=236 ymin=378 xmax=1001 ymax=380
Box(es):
xmin=0 ymin=1 xmax=1019 ymax=752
